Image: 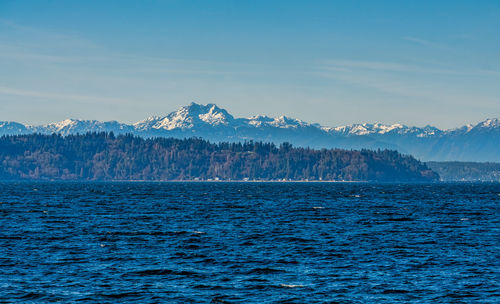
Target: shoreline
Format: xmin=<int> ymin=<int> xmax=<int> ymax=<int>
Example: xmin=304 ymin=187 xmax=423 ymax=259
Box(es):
xmin=2 ymin=179 xmax=493 ymax=183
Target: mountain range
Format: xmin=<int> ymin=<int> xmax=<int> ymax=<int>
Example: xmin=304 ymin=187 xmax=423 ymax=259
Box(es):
xmin=1 ymin=103 xmax=499 ymax=162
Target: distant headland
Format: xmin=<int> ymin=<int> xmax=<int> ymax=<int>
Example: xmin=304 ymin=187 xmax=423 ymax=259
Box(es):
xmin=0 ymin=133 xmax=438 ymax=182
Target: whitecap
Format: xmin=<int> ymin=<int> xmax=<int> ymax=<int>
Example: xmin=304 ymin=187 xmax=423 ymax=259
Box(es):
xmin=280 ymin=284 xmax=304 ymax=288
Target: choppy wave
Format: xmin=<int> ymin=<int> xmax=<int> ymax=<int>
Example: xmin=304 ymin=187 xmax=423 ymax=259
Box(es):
xmin=0 ymin=182 xmax=499 ymax=303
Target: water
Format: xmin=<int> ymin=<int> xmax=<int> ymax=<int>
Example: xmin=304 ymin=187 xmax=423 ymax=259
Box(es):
xmin=0 ymin=182 xmax=499 ymax=303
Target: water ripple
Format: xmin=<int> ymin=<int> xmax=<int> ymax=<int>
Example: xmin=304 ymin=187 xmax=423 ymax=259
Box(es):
xmin=0 ymin=181 xmax=499 ymax=303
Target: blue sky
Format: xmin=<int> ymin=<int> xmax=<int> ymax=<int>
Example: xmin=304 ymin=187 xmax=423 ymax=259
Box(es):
xmin=1 ymin=0 xmax=499 ymax=128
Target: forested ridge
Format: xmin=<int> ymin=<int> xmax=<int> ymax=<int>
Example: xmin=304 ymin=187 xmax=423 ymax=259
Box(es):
xmin=427 ymin=161 xmax=500 ymax=181
xmin=0 ymin=133 xmax=438 ymax=181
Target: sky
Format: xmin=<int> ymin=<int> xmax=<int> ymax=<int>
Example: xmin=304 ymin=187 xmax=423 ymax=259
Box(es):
xmin=1 ymin=0 xmax=499 ymax=129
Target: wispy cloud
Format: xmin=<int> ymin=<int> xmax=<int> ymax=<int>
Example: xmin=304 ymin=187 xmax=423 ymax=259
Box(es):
xmin=323 ymin=59 xmax=462 ymax=75
xmin=0 ymin=19 xmax=267 ymax=75
xmin=0 ymin=86 xmax=132 ymax=105
xmin=403 ymin=36 xmax=447 ymax=49
xmin=0 ymin=20 xmax=288 ymax=111
xmin=318 ymin=59 xmax=500 ymax=108
xmin=323 ymin=59 xmax=500 ymax=77
xmin=0 ymin=18 xmax=105 ymax=51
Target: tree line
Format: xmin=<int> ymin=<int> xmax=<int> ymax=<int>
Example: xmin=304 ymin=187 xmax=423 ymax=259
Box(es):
xmin=0 ymin=132 xmax=439 ymax=181
xmin=427 ymin=161 xmax=500 ymax=181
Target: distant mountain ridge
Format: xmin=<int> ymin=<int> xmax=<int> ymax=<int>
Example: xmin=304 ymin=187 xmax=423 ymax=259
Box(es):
xmin=1 ymin=102 xmax=499 ymax=161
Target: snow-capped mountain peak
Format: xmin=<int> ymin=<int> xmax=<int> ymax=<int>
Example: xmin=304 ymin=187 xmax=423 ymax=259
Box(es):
xmin=476 ymin=118 xmax=500 ymax=128
xmin=330 ymin=123 xmax=405 ymax=135
xmin=0 ymin=103 xmax=499 ymax=161
xmin=36 ymin=119 xmax=131 ymax=135
xmin=246 ymin=114 xmax=310 ymax=129
xmin=448 ymin=118 xmax=500 ymax=135
xmin=328 ymin=122 xmax=444 ymax=137
xmin=196 ymin=103 xmax=234 ymax=126
xmin=45 ymin=119 xmax=80 ymax=132
xmin=247 ymin=115 xmax=274 ymax=127
xmin=134 ymin=102 xmax=234 ymax=130
xmin=0 ymin=121 xmax=29 ymax=135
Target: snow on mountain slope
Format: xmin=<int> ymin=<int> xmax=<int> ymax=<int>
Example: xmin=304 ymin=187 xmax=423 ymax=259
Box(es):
xmin=134 ymin=103 xmax=234 ymax=130
xmin=471 ymin=118 xmax=500 ymax=131
xmin=326 ymin=123 xmax=441 ymax=137
xmin=0 ymin=121 xmax=30 ymax=135
xmin=0 ymin=103 xmax=448 ymax=136
xmin=34 ymin=119 xmax=132 ymax=135
xmin=0 ymin=103 xmax=498 ymax=161
xmin=246 ymin=115 xmax=310 ymax=129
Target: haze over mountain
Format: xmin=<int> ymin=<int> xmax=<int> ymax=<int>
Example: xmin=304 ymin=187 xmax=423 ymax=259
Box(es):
xmin=1 ymin=103 xmax=499 ymax=162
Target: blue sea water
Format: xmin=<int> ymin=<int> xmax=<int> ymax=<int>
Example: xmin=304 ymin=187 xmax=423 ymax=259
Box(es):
xmin=0 ymin=182 xmax=498 ymax=303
